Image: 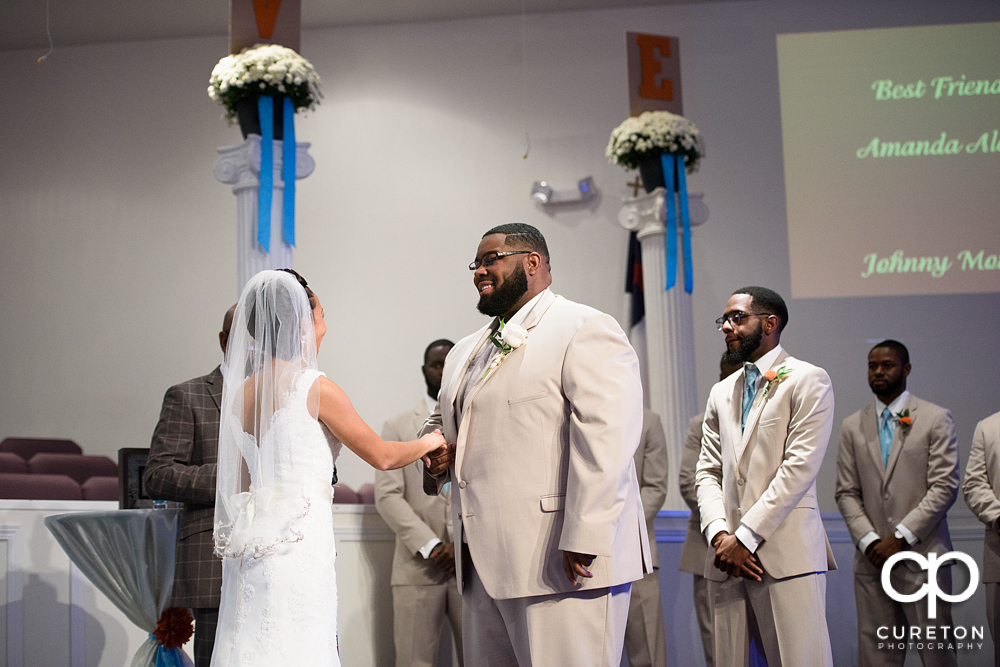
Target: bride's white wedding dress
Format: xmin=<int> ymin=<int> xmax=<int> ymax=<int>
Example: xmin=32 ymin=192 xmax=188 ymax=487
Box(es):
xmin=212 ymin=370 xmax=342 ymax=666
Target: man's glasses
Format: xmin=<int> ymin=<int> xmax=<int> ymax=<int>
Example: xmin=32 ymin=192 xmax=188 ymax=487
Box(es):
xmin=715 ymin=311 xmax=772 ymax=331
xmin=469 ymin=251 xmax=531 ymax=271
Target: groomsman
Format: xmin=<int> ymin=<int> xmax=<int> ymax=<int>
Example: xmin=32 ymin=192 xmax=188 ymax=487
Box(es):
xmin=144 ymin=304 xmax=235 ymax=667
xmin=835 ymin=339 xmax=959 ymax=667
xmin=962 ymin=409 xmax=1000 ymax=664
xmin=624 ymin=408 xmax=669 ymax=667
xmin=375 ymin=339 xmax=464 ymax=667
xmin=678 ymin=358 xmax=741 ymax=667
xmin=696 ymin=286 xmax=837 ymax=667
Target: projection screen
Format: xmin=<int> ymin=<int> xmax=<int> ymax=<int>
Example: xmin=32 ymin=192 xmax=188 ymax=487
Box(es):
xmin=777 ymin=21 xmax=1000 ymax=298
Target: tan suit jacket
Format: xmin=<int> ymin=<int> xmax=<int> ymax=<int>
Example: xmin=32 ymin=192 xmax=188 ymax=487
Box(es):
xmin=679 ymin=413 xmax=708 ymax=575
xmin=963 ymin=410 xmax=1000 ymax=582
xmin=376 ymin=401 xmax=454 ymax=587
xmin=635 ymin=409 xmax=669 ymax=568
xmin=835 ymin=395 xmax=958 ymax=575
xmin=424 ymin=290 xmax=651 ymax=600
xmin=696 ymin=349 xmax=836 ymax=581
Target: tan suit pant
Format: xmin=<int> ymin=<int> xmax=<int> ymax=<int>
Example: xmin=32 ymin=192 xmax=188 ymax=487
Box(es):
xmin=691 ymin=575 xmax=714 ymax=667
xmin=986 ymin=583 xmax=1000 ymax=666
xmin=624 ymin=570 xmax=667 ymax=667
xmin=855 ymin=567 xmax=956 ymax=667
xmin=712 ymin=572 xmax=832 ymax=667
xmin=463 ymin=559 xmax=631 ymax=667
xmin=393 ymin=580 xmax=464 ymax=667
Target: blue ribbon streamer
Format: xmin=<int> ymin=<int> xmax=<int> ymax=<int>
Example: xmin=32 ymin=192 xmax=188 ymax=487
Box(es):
xmin=257 ymin=96 xmax=274 ymax=253
xmin=676 ymin=154 xmax=693 ymax=294
xmin=148 ymin=634 xmax=186 ymax=667
xmin=282 ymin=97 xmax=296 ymax=247
xmin=662 ymin=154 xmax=678 ymax=291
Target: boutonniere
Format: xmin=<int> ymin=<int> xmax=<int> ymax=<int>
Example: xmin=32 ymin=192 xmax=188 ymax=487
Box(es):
xmin=757 ymin=366 xmax=792 ymax=404
xmin=481 ymin=320 xmax=528 ymax=379
xmin=894 ymin=408 xmax=913 ymax=427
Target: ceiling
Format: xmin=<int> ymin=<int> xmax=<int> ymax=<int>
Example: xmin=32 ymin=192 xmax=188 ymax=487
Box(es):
xmin=0 ymin=0 xmax=729 ymax=51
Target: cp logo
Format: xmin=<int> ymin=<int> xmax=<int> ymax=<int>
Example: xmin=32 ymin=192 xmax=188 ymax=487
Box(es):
xmin=881 ymin=551 xmax=979 ymax=619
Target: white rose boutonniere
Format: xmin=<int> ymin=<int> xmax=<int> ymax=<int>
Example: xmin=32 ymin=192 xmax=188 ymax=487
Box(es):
xmin=482 ymin=320 xmax=528 ymax=379
xmin=501 ymin=322 xmax=528 ymax=349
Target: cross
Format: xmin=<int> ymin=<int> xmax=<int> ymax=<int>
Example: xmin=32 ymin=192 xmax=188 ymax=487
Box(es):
xmin=627 ymin=176 xmax=644 ymax=197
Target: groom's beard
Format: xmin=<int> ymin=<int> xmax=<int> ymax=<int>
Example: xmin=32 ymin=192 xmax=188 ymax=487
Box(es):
xmin=477 ymin=264 xmax=528 ymax=317
xmin=721 ymin=321 xmax=763 ymax=366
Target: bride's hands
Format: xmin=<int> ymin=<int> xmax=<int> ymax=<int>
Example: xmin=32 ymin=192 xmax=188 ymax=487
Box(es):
xmin=420 ymin=430 xmax=454 ymax=476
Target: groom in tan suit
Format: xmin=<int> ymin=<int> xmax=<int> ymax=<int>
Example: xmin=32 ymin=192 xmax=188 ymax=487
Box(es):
xmin=836 ymin=340 xmax=959 ymax=667
xmin=696 ymin=286 xmax=836 ymax=667
xmin=423 ymin=223 xmax=650 ymax=666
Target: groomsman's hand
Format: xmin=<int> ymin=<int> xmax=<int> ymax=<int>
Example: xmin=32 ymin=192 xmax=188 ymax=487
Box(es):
xmin=867 ymin=535 xmax=906 ymax=568
xmin=712 ymin=532 xmax=763 ymax=581
xmin=562 ymin=551 xmax=595 ymax=585
xmin=423 ymin=442 xmax=455 ymax=476
xmin=430 ymin=542 xmax=456 ymax=575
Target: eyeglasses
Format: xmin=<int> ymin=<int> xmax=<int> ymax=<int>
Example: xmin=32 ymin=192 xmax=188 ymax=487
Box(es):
xmin=715 ymin=311 xmax=772 ymax=331
xmin=469 ymin=250 xmax=531 ymax=271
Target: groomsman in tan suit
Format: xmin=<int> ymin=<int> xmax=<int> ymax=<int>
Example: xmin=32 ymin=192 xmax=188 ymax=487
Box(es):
xmin=422 ymin=223 xmax=650 ymax=667
xmin=696 ymin=286 xmax=837 ymax=667
xmin=376 ymin=339 xmax=463 ymax=667
xmin=836 ymin=340 xmax=959 ymax=667
xmin=962 ymin=409 xmax=1000 ymax=664
xmin=679 ymin=358 xmax=741 ymax=667
xmin=624 ymin=409 xmax=669 ymax=667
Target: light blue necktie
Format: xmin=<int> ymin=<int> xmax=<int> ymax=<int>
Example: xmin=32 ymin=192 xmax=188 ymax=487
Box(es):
xmin=742 ymin=365 xmax=759 ymax=430
xmin=879 ymin=407 xmax=894 ymax=466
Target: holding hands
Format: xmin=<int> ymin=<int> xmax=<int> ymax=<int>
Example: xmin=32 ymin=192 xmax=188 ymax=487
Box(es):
xmin=429 ymin=542 xmax=457 ymax=575
xmin=711 ymin=531 xmax=763 ymax=582
xmin=865 ymin=535 xmax=906 ymax=568
xmin=422 ymin=436 xmax=455 ymax=477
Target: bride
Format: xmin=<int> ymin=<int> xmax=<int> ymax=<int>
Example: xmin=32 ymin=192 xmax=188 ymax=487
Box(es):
xmin=210 ymin=269 xmax=447 ymax=666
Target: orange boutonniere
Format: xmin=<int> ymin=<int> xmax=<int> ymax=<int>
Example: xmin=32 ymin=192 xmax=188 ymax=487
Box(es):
xmin=895 ymin=409 xmax=913 ymax=427
xmin=757 ymin=366 xmax=791 ymax=405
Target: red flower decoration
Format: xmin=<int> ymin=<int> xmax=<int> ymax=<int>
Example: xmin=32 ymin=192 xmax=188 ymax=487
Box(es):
xmin=899 ymin=416 xmax=913 ymax=426
xmin=763 ymin=370 xmax=777 ymax=382
xmin=155 ymin=607 xmax=194 ymax=649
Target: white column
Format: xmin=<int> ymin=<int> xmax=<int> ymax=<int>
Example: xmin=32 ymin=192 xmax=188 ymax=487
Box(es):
xmin=619 ymin=188 xmax=702 ymax=510
xmin=214 ymin=135 xmax=316 ymax=295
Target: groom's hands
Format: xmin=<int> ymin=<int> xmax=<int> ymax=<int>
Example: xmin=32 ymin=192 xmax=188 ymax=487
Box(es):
xmin=562 ymin=550 xmax=596 ymax=585
xmin=422 ymin=442 xmax=455 ymax=477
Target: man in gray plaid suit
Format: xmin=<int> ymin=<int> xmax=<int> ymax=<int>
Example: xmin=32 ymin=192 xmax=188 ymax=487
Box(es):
xmin=144 ymin=304 xmax=235 ymax=666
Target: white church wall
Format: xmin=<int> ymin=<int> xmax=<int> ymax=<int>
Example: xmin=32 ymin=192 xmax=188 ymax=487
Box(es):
xmin=0 ymin=0 xmax=997 ymax=503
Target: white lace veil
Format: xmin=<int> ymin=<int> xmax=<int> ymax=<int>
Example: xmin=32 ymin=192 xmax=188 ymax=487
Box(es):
xmin=213 ymin=269 xmax=319 ymax=558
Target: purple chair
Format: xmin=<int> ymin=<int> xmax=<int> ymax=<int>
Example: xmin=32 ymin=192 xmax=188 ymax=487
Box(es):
xmin=332 ymin=483 xmax=359 ymax=504
xmin=0 ymin=437 xmax=82 ymax=460
xmin=356 ymin=482 xmax=375 ymax=505
xmin=0 ymin=452 xmax=28 ymax=474
xmin=0 ymin=473 xmax=82 ymax=500
xmin=81 ymin=476 xmax=119 ymax=501
xmin=28 ymin=453 xmax=118 ymax=485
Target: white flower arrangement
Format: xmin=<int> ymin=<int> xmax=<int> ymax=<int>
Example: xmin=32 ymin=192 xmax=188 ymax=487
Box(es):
xmin=606 ymin=111 xmax=704 ymax=172
xmin=208 ymin=44 xmax=322 ymax=122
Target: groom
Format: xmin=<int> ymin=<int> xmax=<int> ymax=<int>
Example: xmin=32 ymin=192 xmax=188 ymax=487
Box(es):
xmin=422 ymin=223 xmax=651 ymax=666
